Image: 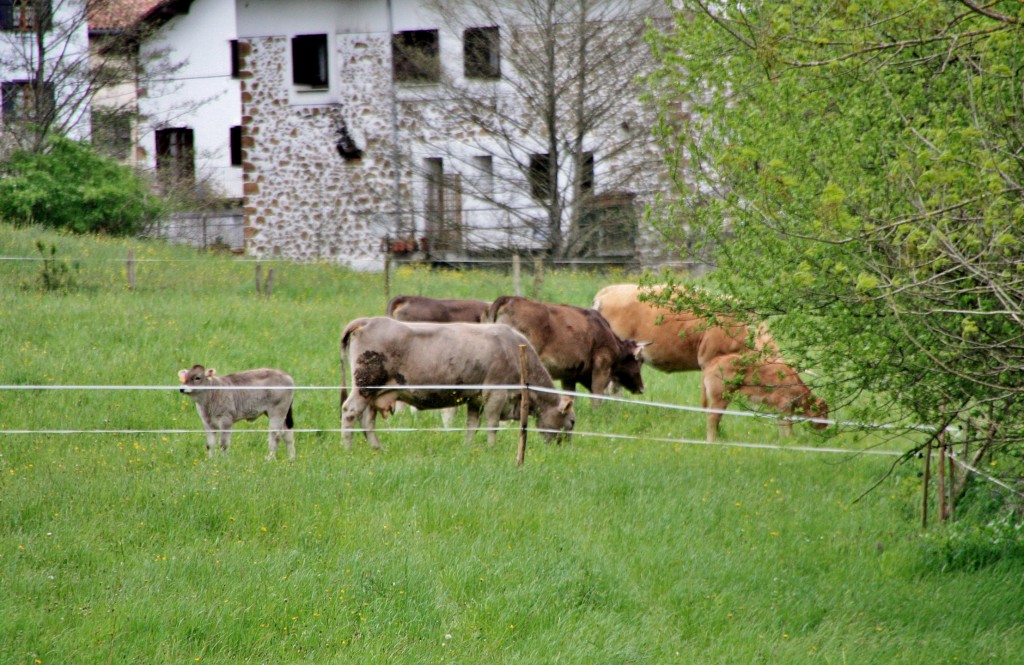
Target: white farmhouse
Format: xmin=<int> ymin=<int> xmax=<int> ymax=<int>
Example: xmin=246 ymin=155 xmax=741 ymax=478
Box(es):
xmin=0 ymin=0 xmax=92 ymax=147
xmin=236 ymin=0 xmax=671 ymax=269
xmin=133 ymin=0 xmax=241 ymax=201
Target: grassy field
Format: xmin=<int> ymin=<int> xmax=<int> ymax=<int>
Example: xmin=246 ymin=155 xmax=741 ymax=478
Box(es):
xmin=2 ymin=223 xmax=1023 ymax=664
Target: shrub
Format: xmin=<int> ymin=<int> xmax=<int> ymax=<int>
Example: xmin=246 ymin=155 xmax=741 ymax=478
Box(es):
xmin=0 ymin=137 xmax=164 ymax=235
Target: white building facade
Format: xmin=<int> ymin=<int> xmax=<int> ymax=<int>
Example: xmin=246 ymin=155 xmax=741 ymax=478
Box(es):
xmin=236 ymin=0 xmax=671 ymax=269
xmin=136 ymin=0 xmax=242 ymax=201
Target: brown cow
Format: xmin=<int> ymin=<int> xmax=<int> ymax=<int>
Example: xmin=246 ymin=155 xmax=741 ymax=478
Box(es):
xmin=387 ymin=295 xmax=490 ymax=323
xmin=593 ymin=283 xmax=776 ymax=372
xmin=488 ymin=295 xmax=647 ymax=405
xmin=340 ymin=317 xmax=575 ymax=449
xmin=701 ymin=353 xmax=828 ymax=442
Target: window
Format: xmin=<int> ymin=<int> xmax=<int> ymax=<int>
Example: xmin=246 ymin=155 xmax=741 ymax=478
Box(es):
xmin=230 ymin=40 xmax=241 ymax=79
xmin=579 ymin=151 xmax=594 ymax=194
xmin=292 ymin=34 xmax=328 ymax=88
xmin=229 ymin=125 xmax=242 ymax=166
xmin=1 ymin=80 xmax=53 ymax=124
xmin=393 ymin=29 xmax=439 ymax=83
xmin=528 ymin=153 xmax=552 ymax=201
xmin=155 ymin=127 xmax=195 ymax=185
xmin=91 ymin=109 xmax=133 ymax=161
xmin=0 ymin=0 xmax=51 ymax=31
xmin=423 ymin=158 xmax=462 ymax=251
xmin=463 ymin=26 xmax=499 ymax=79
xmin=473 ymin=155 xmax=493 ymax=198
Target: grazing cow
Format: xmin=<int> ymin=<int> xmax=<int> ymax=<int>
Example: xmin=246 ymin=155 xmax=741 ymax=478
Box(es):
xmin=701 ymin=353 xmax=828 ymax=442
xmin=593 ymin=283 xmax=777 ymax=372
xmin=177 ymin=365 xmax=296 ymax=460
xmin=387 ymin=295 xmax=490 ymax=323
xmin=487 ymin=295 xmax=648 ymax=405
xmin=386 ymin=295 xmax=491 ymax=427
xmin=340 ymin=317 xmax=575 ymax=449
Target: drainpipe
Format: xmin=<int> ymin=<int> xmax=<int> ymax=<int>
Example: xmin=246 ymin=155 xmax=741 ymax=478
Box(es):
xmin=385 ymin=0 xmax=403 ymax=239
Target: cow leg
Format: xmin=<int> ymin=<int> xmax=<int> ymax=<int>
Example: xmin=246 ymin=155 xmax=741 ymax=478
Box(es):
xmin=283 ymin=427 xmax=296 ymax=460
xmin=266 ymin=414 xmax=284 ymax=461
xmin=464 ymin=405 xmax=481 ymax=445
xmin=203 ymin=427 xmax=217 ymax=458
xmin=703 ymin=377 xmax=728 ymax=443
xmin=218 ymin=421 xmax=233 ymax=454
xmin=362 ymin=407 xmax=383 ymax=450
xmin=342 ymin=392 xmax=370 ymax=450
xmin=589 ymin=368 xmax=612 ymax=409
xmin=482 ymin=396 xmax=505 ymax=447
xmin=440 ymin=406 xmax=457 ymax=429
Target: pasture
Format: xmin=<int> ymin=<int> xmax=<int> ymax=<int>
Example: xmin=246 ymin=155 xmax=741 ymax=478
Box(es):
xmin=2 ymin=222 xmax=1023 ymax=663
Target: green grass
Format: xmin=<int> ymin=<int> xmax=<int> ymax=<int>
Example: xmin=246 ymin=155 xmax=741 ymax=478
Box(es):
xmin=2 ymin=222 xmax=1022 ymax=663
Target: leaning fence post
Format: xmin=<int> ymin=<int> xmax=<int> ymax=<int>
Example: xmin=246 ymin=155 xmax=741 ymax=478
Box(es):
xmin=517 ymin=344 xmax=529 ymax=467
xmin=126 ymin=250 xmax=136 ymax=291
xmin=512 ymin=254 xmax=522 ymax=296
xmin=255 ymin=263 xmax=263 ymax=295
xmin=264 ymin=268 xmax=275 ymax=299
xmin=532 ymin=256 xmax=543 ymax=297
xmin=921 ymin=440 xmax=932 ymax=529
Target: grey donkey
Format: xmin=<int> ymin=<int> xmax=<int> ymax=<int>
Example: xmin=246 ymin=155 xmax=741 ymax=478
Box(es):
xmin=178 ymin=364 xmax=296 ymax=460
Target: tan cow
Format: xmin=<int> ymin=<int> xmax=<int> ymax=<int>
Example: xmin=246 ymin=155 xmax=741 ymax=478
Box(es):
xmin=701 ymin=353 xmax=828 ymax=442
xmin=593 ymin=283 xmax=776 ymax=372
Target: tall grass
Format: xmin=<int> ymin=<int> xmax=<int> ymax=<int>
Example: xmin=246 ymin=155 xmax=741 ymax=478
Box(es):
xmin=2 ymin=222 xmax=1022 ymax=663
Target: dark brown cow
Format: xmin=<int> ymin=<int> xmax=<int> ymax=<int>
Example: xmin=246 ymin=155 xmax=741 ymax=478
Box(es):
xmin=701 ymin=353 xmax=829 ymax=442
xmin=387 ymin=295 xmax=490 ymax=323
xmin=340 ymin=317 xmax=575 ymax=449
xmin=487 ymin=295 xmax=647 ymax=404
xmin=593 ymin=283 xmax=777 ymax=372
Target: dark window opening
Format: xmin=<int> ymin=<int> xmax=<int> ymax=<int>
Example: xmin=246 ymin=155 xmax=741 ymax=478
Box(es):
xmin=424 ymin=158 xmax=462 ymax=252
xmin=580 ymin=151 xmax=595 ymax=194
xmin=229 ymin=125 xmax=242 ymax=166
xmin=393 ymin=29 xmax=440 ymax=83
xmin=1 ymin=79 xmax=54 ymax=124
xmin=155 ymin=127 xmax=195 ymax=186
xmin=464 ymin=26 xmax=499 ymax=79
xmin=528 ymin=153 xmax=552 ymax=201
xmin=292 ymin=34 xmax=328 ymax=88
xmin=230 ymin=40 xmax=241 ymax=79
xmin=92 ymin=109 xmax=133 ymax=160
xmin=0 ymin=0 xmax=52 ymax=32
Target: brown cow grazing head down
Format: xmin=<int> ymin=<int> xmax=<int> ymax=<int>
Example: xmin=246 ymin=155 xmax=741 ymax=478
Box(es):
xmin=487 ymin=295 xmax=648 ymax=407
xmin=593 ymin=283 xmax=777 ymax=373
xmin=700 ymin=353 xmax=828 ymax=443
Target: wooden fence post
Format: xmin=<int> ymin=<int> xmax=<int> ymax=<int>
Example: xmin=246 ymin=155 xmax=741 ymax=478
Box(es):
xmin=532 ymin=257 xmax=543 ymax=297
xmin=937 ymin=428 xmax=948 ymax=523
xmin=255 ymin=263 xmax=263 ymax=295
xmin=921 ymin=440 xmax=932 ymax=529
xmin=512 ymin=254 xmax=521 ymax=296
xmin=264 ymin=268 xmax=275 ymax=299
xmin=126 ymin=250 xmax=136 ymax=291
xmin=517 ymin=344 xmax=529 ymax=467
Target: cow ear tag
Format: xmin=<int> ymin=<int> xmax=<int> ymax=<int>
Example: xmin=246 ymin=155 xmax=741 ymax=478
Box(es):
xmin=178 ymin=370 xmax=188 ymax=384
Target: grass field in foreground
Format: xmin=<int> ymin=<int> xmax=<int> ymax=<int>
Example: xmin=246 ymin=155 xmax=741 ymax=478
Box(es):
xmin=2 ymin=223 xmax=1022 ymax=664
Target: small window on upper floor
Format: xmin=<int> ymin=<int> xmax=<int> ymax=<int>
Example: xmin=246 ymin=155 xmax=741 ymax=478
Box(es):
xmin=230 ymin=125 xmax=242 ymax=166
xmin=0 ymin=0 xmax=51 ymax=32
xmin=230 ymin=40 xmax=241 ymax=79
xmin=393 ymin=29 xmax=440 ymax=83
xmin=464 ymin=26 xmax=499 ymax=80
xmin=292 ymin=34 xmax=328 ymax=88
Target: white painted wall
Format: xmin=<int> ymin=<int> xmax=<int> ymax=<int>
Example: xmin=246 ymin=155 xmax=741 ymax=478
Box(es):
xmin=138 ymin=0 xmax=242 ymax=199
xmin=0 ymin=0 xmax=91 ymax=141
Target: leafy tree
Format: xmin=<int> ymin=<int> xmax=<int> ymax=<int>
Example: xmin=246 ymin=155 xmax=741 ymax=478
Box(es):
xmin=647 ymin=2 xmax=1024 ymax=495
xmin=0 ymin=136 xmax=164 ymax=234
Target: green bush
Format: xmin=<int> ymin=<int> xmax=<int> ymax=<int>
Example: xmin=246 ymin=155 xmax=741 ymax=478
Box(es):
xmin=0 ymin=137 xmax=164 ymax=235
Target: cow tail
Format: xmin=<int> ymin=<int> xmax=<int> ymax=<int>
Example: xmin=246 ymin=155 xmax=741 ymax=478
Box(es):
xmin=340 ymin=318 xmax=367 ymax=413
xmin=285 ymin=404 xmax=294 ymax=429
xmin=385 ymin=295 xmax=405 ymax=318
xmin=487 ymin=295 xmax=513 ymax=323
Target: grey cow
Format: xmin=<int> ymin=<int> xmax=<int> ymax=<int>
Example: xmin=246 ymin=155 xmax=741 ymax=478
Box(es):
xmin=340 ymin=317 xmax=575 ymax=449
xmin=178 ymin=364 xmax=296 ymax=460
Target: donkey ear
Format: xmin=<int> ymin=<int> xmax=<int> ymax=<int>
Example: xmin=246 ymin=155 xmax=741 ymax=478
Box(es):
xmin=177 ymin=369 xmax=188 ymax=384
xmin=559 ymin=396 xmax=574 ymax=414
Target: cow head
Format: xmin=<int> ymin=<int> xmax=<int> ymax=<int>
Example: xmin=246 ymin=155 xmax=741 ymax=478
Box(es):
xmin=613 ymin=340 xmax=649 ymax=395
xmin=178 ymin=364 xmax=215 ymax=394
xmin=538 ymin=395 xmax=575 ymax=442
